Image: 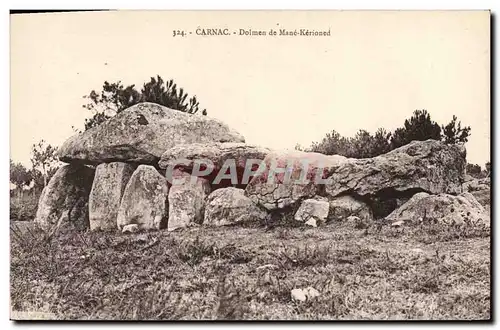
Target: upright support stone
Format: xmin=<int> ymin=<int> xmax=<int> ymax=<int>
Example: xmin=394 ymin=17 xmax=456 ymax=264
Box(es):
xmin=34 ymin=164 xmax=95 ymax=232
xmin=89 ymin=162 xmax=135 ymax=231
xmin=168 ymin=170 xmax=211 ymax=231
xmin=117 ymin=165 xmax=169 ymax=230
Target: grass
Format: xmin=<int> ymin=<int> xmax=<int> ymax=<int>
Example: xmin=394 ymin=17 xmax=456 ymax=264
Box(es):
xmin=10 ymin=218 xmax=490 ymax=320
xmin=10 ymin=190 xmax=41 ymax=222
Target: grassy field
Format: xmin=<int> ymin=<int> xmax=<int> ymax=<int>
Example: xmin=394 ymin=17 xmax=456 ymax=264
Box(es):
xmin=10 ymin=218 xmax=491 ymax=321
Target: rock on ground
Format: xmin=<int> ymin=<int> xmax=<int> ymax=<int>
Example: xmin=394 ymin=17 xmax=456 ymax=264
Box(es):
xmin=34 ymin=164 xmax=95 ymax=231
xmin=345 ymin=215 xmax=370 ymax=229
xmin=245 ymin=150 xmax=348 ymax=211
xmin=386 ymin=192 xmax=489 ymax=227
xmin=291 ymin=287 xmax=320 ymax=302
xmin=325 ymin=140 xmax=466 ymax=199
xmin=159 ymin=142 xmax=271 ymax=188
xmin=305 ymin=218 xmax=318 ymax=227
xmin=204 ymin=187 xmax=268 ymax=226
xmin=168 ymin=170 xmax=211 ymax=231
xmin=117 ymin=165 xmax=169 ymax=230
xmin=291 ymin=289 xmax=307 ymax=302
xmin=328 ymin=195 xmax=373 ymax=222
xmin=122 ymin=224 xmax=139 ymax=233
xmin=57 ymin=102 xmax=245 ymax=165
xmin=294 ymin=198 xmax=329 ymax=225
xmin=89 ymin=162 xmax=135 ymax=231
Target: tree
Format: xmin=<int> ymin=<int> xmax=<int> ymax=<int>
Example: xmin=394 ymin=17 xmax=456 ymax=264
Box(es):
xmin=308 ymin=130 xmax=351 ymax=156
xmin=308 ymin=128 xmax=392 ymax=158
xmin=10 ymin=160 xmax=31 ymax=190
xmin=349 ymin=128 xmax=392 ymax=158
xmin=30 ymin=140 xmax=59 ymax=188
xmin=390 ymin=109 xmax=442 ymax=149
xmin=372 ymin=128 xmax=393 ymax=156
xmin=306 ymin=109 xmax=471 ymax=159
xmin=441 ymin=115 xmax=471 ymax=144
xmin=294 ymin=143 xmax=304 ymax=151
xmin=83 ymin=75 xmax=207 ymax=130
xmin=466 ymin=163 xmax=483 ymax=179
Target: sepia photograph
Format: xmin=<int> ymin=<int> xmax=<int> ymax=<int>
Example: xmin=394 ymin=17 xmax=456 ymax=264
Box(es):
xmin=9 ymin=10 xmax=491 ymax=321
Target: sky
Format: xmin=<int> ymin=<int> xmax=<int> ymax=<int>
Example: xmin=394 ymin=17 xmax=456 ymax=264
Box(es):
xmin=10 ymin=10 xmax=490 ymax=167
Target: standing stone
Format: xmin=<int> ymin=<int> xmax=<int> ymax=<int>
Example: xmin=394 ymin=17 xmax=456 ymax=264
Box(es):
xmin=204 ymin=187 xmax=268 ymax=226
xmin=117 ymin=165 xmax=169 ymax=230
xmin=89 ymin=162 xmax=135 ymax=231
xmin=34 ymin=164 xmax=95 ymax=232
xmin=168 ymin=170 xmax=211 ymax=231
xmin=294 ymin=198 xmax=330 ymax=225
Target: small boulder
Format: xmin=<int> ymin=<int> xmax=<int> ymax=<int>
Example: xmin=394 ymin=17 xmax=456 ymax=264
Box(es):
xmin=304 ymin=287 xmax=321 ymax=299
xmin=291 ymin=289 xmax=307 ymax=302
xmin=34 ymin=164 xmax=95 ymax=231
xmin=391 ymin=220 xmax=404 ymax=227
xmin=117 ymin=165 xmax=169 ymax=230
xmin=122 ymin=224 xmax=139 ymax=233
xmin=386 ymin=192 xmax=489 ymax=227
xmin=328 ymin=195 xmax=373 ymax=222
xmin=89 ymin=162 xmax=135 ymax=231
xmin=168 ymin=170 xmax=211 ymax=231
xmin=305 ymin=218 xmax=318 ymax=227
xmin=291 ymin=287 xmax=320 ymax=302
xmin=294 ymin=198 xmax=329 ymax=225
xmin=204 ymin=187 xmax=268 ymax=226
xmin=345 ymin=215 xmax=370 ymax=229
xmin=346 ymin=215 xmax=361 ymax=223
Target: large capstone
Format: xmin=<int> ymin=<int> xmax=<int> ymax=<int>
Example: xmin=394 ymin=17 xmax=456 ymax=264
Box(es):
xmin=244 ymin=150 xmax=348 ymax=211
xmin=57 ymin=102 xmax=245 ymax=165
xmin=325 ymin=140 xmax=466 ymax=199
xmin=159 ymin=142 xmax=271 ymax=188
